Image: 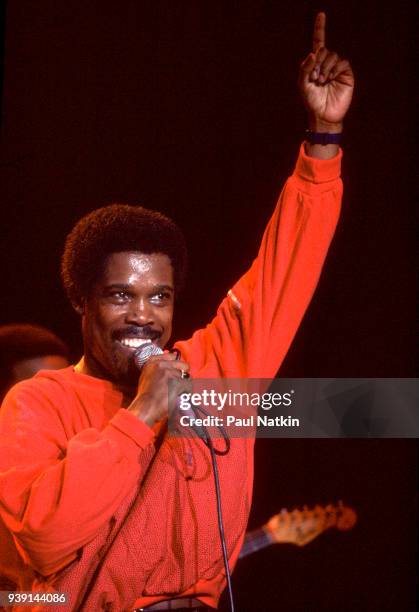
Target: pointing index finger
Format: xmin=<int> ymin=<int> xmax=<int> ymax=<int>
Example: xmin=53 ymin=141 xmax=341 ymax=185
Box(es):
xmin=312 ymin=12 xmax=326 ymax=53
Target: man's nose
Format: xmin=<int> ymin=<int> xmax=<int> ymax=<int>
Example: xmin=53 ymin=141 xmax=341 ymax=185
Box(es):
xmin=124 ymin=298 xmax=154 ymax=325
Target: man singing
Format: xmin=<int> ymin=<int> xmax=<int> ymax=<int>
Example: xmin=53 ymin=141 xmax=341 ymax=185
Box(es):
xmin=0 ymin=13 xmax=353 ymax=612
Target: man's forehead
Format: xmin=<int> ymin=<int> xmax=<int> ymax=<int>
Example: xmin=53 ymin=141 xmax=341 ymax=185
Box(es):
xmin=101 ymin=251 xmax=174 ymax=283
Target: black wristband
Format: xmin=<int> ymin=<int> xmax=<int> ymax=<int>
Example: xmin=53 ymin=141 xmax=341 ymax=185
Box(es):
xmin=305 ymin=130 xmax=342 ymax=145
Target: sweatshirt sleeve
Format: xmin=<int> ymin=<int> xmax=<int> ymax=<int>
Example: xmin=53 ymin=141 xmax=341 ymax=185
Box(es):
xmin=0 ymin=378 xmax=156 ymax=577
xmin=176 ymin=144 xmax=343 ymax=377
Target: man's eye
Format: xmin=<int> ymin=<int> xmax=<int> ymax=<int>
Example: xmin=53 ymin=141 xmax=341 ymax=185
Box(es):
xmin=109 ymin=291 xmax=129 ymax=301
xmin=150 ymin=292 xmax=171 ymax=304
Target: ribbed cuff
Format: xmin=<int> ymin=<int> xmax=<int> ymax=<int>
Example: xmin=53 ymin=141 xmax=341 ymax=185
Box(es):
xmin=293 ymin=142 xmax=342 ymax=184
xmin=107 ymin=408 xmax=155 ymax=449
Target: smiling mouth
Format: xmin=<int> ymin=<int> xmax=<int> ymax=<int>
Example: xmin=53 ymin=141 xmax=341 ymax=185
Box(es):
xmin=117 ymin=338 xmax=154 ymax=350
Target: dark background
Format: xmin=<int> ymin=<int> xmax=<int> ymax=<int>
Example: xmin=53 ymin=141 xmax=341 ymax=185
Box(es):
xmin=0 ymin=1 xmax=416 ymax=610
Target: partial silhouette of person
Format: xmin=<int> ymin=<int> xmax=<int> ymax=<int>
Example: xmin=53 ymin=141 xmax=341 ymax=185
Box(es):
xmin=0 ymin=323 xmax=69 ymax=402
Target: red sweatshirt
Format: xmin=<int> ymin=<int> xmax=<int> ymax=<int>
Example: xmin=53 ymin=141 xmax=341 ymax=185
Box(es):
xmin=0 ymin=145 xmax=342 ymax=611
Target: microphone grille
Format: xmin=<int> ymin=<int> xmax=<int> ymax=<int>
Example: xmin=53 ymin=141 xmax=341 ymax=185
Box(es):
xmin=133 ymin=341 xmax=163 ymax=369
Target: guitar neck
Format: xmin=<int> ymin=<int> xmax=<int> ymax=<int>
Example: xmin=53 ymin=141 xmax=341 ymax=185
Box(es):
xmin=239 ymin=502 xmax=356 ymax=559
xmin=239 ymin=527 xmax=274 ymax=559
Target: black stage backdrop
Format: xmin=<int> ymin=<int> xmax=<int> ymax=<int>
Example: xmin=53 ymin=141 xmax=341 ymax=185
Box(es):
xmin=0 ymin=2 xmax=416 ymax=611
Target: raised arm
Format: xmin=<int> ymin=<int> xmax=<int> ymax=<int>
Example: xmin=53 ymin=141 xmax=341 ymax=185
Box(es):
xmin=177 ymin=12 xmax=354 ymax=379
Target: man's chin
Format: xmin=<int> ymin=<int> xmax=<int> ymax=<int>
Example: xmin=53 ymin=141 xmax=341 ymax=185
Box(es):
xmin=110 ymin=359 xmax=140 ymax=390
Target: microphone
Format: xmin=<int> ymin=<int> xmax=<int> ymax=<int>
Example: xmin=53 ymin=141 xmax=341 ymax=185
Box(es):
xmin=133 ymin=340 xmax=163 ymax=369
xmin=132 ymin=342 xmax=230 ymax=448
xmin=133 ymin=340 xmax=206 ymax=439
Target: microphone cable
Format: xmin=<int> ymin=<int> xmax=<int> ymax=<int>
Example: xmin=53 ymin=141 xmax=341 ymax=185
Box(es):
xmin=171 ymin=350 xmax=235 ymax=612
xmin=134 ymin=343 xmax=235 ymax=612
xmin=193 ymin=403 xmax=235 ymax=612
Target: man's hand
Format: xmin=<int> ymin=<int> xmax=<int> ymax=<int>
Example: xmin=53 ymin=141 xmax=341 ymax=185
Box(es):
xmin=128 ymin=352 xmax=191 ymax=428
xmin=298 ymin=12 xmax=354 ymax=134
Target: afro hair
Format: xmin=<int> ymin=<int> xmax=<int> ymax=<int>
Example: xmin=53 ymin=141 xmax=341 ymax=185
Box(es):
xmin=61 ymin=204 xmax=188 ymax=308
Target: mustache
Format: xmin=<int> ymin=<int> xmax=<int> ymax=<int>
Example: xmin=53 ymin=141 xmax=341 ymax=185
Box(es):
xmin=113 ymin=326 xmax=161 ymax=342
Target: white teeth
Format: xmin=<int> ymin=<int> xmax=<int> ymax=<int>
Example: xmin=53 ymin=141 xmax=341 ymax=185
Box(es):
xmin=120 ymin=338 xmax=151 ymax=348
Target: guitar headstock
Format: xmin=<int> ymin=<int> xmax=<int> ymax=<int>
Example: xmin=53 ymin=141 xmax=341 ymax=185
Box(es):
xmin=264 ymin=500 xmax=357 ymax=547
